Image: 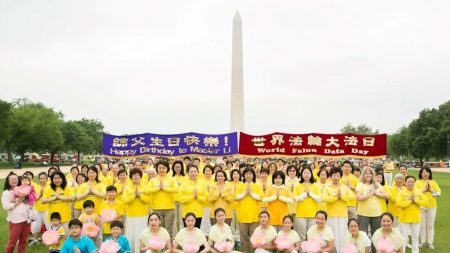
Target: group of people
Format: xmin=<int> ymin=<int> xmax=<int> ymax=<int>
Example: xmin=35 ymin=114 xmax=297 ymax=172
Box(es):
xmin=1 ymin=156 xmax=441 ymax=253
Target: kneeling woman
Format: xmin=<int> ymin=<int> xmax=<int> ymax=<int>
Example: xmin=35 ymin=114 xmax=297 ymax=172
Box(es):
xmin=250 ymin=211 xmax=277 ymax=253
xmin=139 ymin=213 xmax=172 ymax=253
xmin=173 ymin=213 xmax=210 ymax=253
xmin=372 ymin=212 xmax=404 ymax=253
xmin=344 ymin=218 xmax=371 ymax=253
xmin=208 ymin=208 xmax=235 ymax=253
xmin=276 ymin=215 xmax=300 ymax=253
xmin=305 ymin=211 xmax=334 ymax=253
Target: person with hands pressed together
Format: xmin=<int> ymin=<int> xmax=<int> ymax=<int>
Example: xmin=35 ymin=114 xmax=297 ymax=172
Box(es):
xmin=76 ymin=166 xmax=106 ymax=215
xmin=60 ymin=219 xmax=97 ymax=253
xmin=178 ymin=165 xmax=207 ymax=228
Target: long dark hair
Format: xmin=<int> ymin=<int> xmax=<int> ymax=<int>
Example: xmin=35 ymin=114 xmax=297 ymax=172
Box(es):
xmin=300 ymin=167 xmax=316 ymax=184
xmin=50 ymin=171 xmax=67 ymax=191
xmin=3 ymin=172 xmax=19 ymax=191
xmin=171 ymin=160 xmax=185 ymax=177
xmin=87 ymin=166 xmax=100 ymax=183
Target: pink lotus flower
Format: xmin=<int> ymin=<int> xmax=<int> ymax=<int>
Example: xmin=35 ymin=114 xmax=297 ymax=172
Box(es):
xmin=214 ymin=240 xmax=234 ymax=252
xmin=182 ymin=242 xmax=200 ymax=253
xmin=376 ymin=236 xmax=395 ymax=253
xmin=275 ymin=235 xmax=293 ymax=250
xmin=250 ymin=231 xmax=266 ymax=248
xmin=13 ymin=185 xmax=30 ymax=197
xmin=100 ymin=209 xmax=118 ymax=223
xmin=42 ymin=230 xmax=59 ymax=246
xmin=300 ymin=237 xmax=322 ymax=253
xmin=340 ymin=243 xmax=358 ymax=253
xmin=148 ymin=236 xmax=166 ymax=251
xmin=98 ymin=240 xmax=121 ymax=253
xmin=81 ymin=223 xmax=99 ymax=238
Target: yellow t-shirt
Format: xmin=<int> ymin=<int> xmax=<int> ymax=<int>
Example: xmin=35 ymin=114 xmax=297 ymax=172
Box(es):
xmin=322 ymin=184 xmax=355 ymax=217
xmin=79 ymin=212 xmax=99 ymax=225
xmin=100 ymin=200 xmax=125 ymax=234
xmin=314 ymin=181 xmax=329 ymax=212
xmin=43 ymin=186 xmax=74 ymax=223
xmin=177 ymin=179 xmax=207 ymax=218
xmin=208 ymin=182 xmax=234 ymax=219
xmin=340 ymin=174 xmax=359 ymax=207
xmin=34 ymin=183 xmax=49 ymax=212
xmin=356 ymin=183 xmax=383 ymax=217
xmin=396 ymin=188 xmax=428 ymax=223
xmin=293 ymin=183 xmax=320 ymax=218
xmin=387 ymin=185 xmax=403 ymax=217
xmin=414 ymin=180 xmax=441 ymax=208
xmin=122 ymin=183 xmax=152 ymax=217
xmin=146 ymin=175 xmax=179 ymax=209
xmin=77 ymin=181 xmax=106 ymax=214
xmin=235 ymin=182 xmax=263 ymax=223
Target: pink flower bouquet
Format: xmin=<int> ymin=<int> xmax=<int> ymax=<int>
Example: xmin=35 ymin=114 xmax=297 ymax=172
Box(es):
xmin=81 ymin=223 xmax=100 ymax=238
xmin=98 ymin=240 xmax=121 ymax=253
xmin=275 ymin=235 xmax=293 ymax=250
xmin=42 ymin=230 xmax=59 ymax=246
xmin=376 ymin=236 xmax=395 ymax=253
xmin=100 ymin=209 xmax=118 ymax=223
xmin=182 ymin=242 xmax=200 ymax=253
xmin=340 ymin=243 xmax=358 ymax=253
xmin=300 ymin=237 xmax=322 ymax=253
xmin=250 ymin=231 xmax=266 ymax=248
xmin=148 ymin=236 xmax=166 ymax=251
xmin=214 ymin=240 xmax=234 ymax=252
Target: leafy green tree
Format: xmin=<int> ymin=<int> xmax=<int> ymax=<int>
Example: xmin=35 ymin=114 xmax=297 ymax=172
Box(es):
xmin=77 ymin=118 xmax=104 ymax=154
xmin=341 ymin=123 xmax=379 ymax=134
xmin=62 ymin=121 xmax=93 ymax=162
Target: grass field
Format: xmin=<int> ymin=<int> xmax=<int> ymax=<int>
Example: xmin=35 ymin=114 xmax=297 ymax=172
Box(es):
xmin=0 ymin=171 xmax=448 ymax=253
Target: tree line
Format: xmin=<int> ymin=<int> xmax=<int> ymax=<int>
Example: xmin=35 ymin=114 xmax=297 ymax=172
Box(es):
xmin=0 ymin=98 xmax=103 ymax=163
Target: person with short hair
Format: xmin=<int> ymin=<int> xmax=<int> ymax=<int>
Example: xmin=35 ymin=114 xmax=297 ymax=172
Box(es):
xmin=48 ymin=212 xmax=66 ymax=253
xmin=100 ymin=185 xmax=124 ymax=236
xmin=387 ymin=174 xmax=405 ymax=227
xmin=60 ymin=219 xmax=97 ymax=253
xmin=103 ymin=220 xmax=131 ymax=253
xmin=263 ymin=171 xmax=294 ymax=230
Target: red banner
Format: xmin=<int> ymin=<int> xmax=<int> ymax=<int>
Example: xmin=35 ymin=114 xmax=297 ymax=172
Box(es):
xmin=239 ymin=132 xmax=387 ymax=158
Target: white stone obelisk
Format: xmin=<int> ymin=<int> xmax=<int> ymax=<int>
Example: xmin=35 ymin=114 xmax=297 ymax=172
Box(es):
xmin=230 ymin=11 xmax=245 ymax=132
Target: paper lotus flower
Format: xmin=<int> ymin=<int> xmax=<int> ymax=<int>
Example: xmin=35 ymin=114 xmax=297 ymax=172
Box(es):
xmin=100 ymin=209 xmax=118 ymax=223
xmin=13 ymin=185 xmax=31 ymax=197
xmin=275 ymin=235 xmax=293 ymax=250
xmin=148 ymin=236 xmax=166 ymax=251
xmin=214 ymin=240 xmax=234 ymax=252
xmin=340 ymin=243 xmax=358 ymax=253
xmin=376 ymin=236 xmax=395 ymax=253
xmin=182 ymin=242 xmax=200 ymax=253
xmin=42 ymin=230 xmax=59 ymax=246
xmin=81 ymin=223 xmax=100 ymax=238
xmin=250 ymin=231 xmax=266 ymax=248
xmin=98 ymin=240 xmax=121 ymax=253
xmin=300 ymin=238 xmax=322 ymax=253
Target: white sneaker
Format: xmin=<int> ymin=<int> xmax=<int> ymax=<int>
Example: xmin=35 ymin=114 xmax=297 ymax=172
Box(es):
xmin=406 ymin=243 xmax=412 ymax=248
xmin=429 ymin=244 xmax=435 ymax=250
xmin=28 ymin=239 xmax=39 ymax=246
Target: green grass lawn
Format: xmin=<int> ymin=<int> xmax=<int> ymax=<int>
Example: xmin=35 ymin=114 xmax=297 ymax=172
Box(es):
xmin=0 ymin=171 xmax=448 ymax=253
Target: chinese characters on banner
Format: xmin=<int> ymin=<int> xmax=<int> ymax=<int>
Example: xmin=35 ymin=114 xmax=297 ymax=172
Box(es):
xmin=103 ymin=132 xmax=238 ymax=157
xmin=239 ymin=132 xmax=387 ymax=157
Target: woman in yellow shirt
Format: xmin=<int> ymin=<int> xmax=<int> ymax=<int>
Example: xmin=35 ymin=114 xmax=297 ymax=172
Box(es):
xmin=257 ymin=168 xmax=272 ymax=211
xmin=415 ymin=166 xmax=441 ymax=249
xmin=356 ymin=167 xmax=387 ymax=236
xmin=229 ymin=168 xmax=243 ymax=238
xmin=321 ymin=167 xmax=355 ymax=252
xmin=122 ymin=168 xmax=152 ymax=253
xmin=235 ymin=167 xmax=263 ymax=253
xmin=375 ymin=171 xmax=389 ymax=213
xmin=388 ymin=173 xmax=404 ymax=227
xmin=293 ymin=167 xmax=321 ymax=242
xmin=208 ymin=170 xmax=234 ymax=226
xmin=113 ymin=169 xmax=130 ymax=205
xmin=200 ymin=165 xmax=215 ymax=233
xmin=30 ymin=172 xmax=50 ymax=245
xmin=396 ymin=175 xmax=428 ymax=253
xmin=41 ymin=171 xmax=74 ymax=234
xmin=285 ymin=165 xmax=299 ymax=216
xmin=171 ymin=160 xmax=185 ymax=234
xmin=263 ymin=171 xmax=293 ymax=229
xmin=178 ymin=165 xmax=207 ymax=228
xmin=314 ymin=168 xmax=329 ymax=212
xmin=146 ymin=160 xmax=179 ymax=238
xmin=76 ymin=166 xmax=106 ymax=215
xmin=73 ymin=173 xmax=87 ymax=219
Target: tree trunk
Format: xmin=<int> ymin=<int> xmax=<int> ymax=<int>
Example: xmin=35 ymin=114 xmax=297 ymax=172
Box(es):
xmin=50 ymin=152 xmax=54 ymax=165
xmin=6 ymin=147 xmax=12 ymax=163
xmin=77 ymin=150 xmax=81 ymax=163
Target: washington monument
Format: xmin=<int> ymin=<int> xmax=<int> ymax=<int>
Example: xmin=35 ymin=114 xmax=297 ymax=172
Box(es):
xmin=230 ymin=11 xmax=245 ymax=132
